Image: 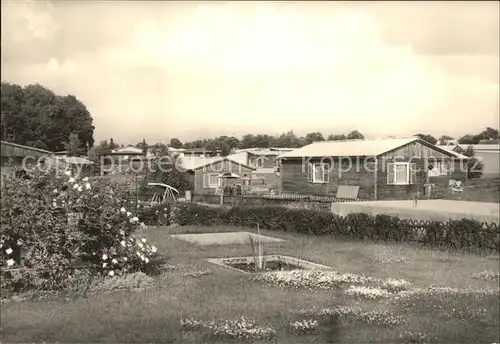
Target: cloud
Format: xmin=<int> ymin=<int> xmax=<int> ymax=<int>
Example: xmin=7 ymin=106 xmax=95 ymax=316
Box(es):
xmin=1 ymin=1 xmax=498 ymax=144
xmin=359 ymin=1 xmax=499 ymax=56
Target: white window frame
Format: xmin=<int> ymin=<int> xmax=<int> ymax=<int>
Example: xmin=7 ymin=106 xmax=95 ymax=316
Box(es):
xmin=387 ymin=162 xmax=412 ymax=185
xmin=429 ymin=161 xmax=448 ymax=176
xmin=308 ymin=162 xmax=330 ymax=183
xmin=203 ymin=173 xmax=220 ymax=188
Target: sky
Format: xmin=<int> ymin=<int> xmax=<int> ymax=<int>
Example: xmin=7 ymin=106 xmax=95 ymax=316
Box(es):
xmin=1 ymin=1 xmax=499 ymax=145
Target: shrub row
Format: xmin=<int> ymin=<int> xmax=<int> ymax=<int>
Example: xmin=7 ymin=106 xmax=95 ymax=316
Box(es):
xmin=172 ymin=203 xmax=500 ymax=252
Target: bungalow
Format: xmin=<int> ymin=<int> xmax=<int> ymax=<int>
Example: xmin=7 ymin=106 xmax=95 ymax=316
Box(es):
xmin=229 ymin=148 xmax=294 ymax=193
xmin=177 ymin=156 xmax=255 ymax=195
xmin=231 ymin=148 xmax=293 ymax=171
xmin=278 ymin=137 xmax=469 ymax=200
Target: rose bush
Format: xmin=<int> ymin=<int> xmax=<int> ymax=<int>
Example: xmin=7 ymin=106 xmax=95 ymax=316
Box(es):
xmin=0 ymin=165 xmax=163 ymax=297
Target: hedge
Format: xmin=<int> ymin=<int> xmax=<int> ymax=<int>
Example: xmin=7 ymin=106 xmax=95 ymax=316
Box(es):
xmin=169 ymin=203 xmax=500 ymax=252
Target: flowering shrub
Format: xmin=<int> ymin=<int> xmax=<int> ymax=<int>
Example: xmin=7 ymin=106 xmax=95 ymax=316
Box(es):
xmin=181 ymin=269 xmax=212 ymax=278
xmin=0 ymin=167 xmax=162 ymax=296
xmin=357 ymin=310 xmax=406 ymax=326
xmin=289 ymin=319 xmax=319 ymax=334
xmin=180 ymin=317 xmax=276 ymax=340
xmin=381 ymin=278 xmax=412 ymax=292
xmin=296 ymin=306 xmax=405 ymax=326
xmin=371 ymin=255 xmax=409 ymax=264
xmin=254 ymin=269 xmax=379 ymax=290
xmin=394 ymin=286 xmax=499 ymax=300
xmin=90 ymin=272 xmax=155 ymax=292
xmin=472 ymin=270 xmax=500 ymax=281
xmin=345 ymin=286 xmax=392 ymax=299
xmin=298 ymin=306 xmax=360 ymax=318
xmin=398 ymin=331 xmax=438 ymax=344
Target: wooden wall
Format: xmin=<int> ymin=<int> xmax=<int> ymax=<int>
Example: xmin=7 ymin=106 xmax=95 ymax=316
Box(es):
xmin=193 ymin=160 xmax=253 ymax=195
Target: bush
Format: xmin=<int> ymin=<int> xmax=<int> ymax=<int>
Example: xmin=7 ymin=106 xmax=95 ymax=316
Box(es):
xmin=174 ymin=203 xmax=499 ymax=252
xmin=0 ymin=166 xmax=162 ymax=296
xmin=137 ymin=203 xmax=172 ymax=226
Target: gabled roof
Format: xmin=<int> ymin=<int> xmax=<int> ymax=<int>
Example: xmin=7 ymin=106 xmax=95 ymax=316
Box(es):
xmin=178 ymin=156 xmax=256 ymax=171
xmin=235 ymin=147 xmax=294 ymax=155
xmin=1 ymin=141 xmax=53 ymax=155
xmin=436 ymin=146 xmax=471 ymax=159
xmin=279 ymin=137 xmax=464 ymax=159
xmin=112 ymin=147 xmax=143 ymax=154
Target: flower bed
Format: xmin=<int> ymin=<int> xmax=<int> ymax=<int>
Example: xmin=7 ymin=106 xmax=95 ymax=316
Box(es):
xmin=207 ymin=255 xmax=332 ymax=274
xmin=254 ymin=269 xmax=381 ymax=290
xmin=180 ymin=317 xmax=276 ymax=340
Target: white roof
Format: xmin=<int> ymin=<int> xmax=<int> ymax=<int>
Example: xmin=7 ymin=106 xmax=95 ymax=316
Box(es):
xmin=177 ymin=156 xmax=220 ymax=170
xmin=455 ymin=144 xmax=500 ymax=152
xmin=235 ymin=147 xmax=294 ymax=155
xmin=177 ymin=156 xmax=255 ymax=171
xmin=279 ymin=138 xmax=419 ymax=158
xmin=112 ymin=147 xmax=143 ymax=154
xmin=53 ymin=156 xmax=94 ymax=165
xmin=280 ymin=137 xmax=465 ymax=159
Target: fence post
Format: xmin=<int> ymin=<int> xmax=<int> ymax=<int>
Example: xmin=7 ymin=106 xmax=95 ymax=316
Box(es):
xmin=135 ymin=173 xmax=138 ymax=211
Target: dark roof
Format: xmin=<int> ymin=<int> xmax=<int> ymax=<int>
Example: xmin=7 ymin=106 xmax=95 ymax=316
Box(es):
xmin=1 ymin=141 xmax=53 ymax=156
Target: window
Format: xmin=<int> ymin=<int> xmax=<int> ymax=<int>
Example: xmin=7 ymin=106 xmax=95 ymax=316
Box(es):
xmin=203 ymin=173 xmax=220 ymax=188
xmin=387 ymin=162 xmax=417 ymax=185
xmin=256 ymin=157 xmax=264 ymax=168
xmin=307 ymin=163 xmax=330 ymax=183
xmin=428 ymin=161 xmax=449 ymax=177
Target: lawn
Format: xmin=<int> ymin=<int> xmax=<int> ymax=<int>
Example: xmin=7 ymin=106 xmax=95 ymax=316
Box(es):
xmin=1 ymin=225 xmax=499 ymax=343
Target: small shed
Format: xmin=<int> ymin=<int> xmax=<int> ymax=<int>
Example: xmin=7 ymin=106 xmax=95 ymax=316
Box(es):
xmin=178 ymin=156 xmax=255 ymax=195
xmin=1 ymin=141 xmax=53 ymax=184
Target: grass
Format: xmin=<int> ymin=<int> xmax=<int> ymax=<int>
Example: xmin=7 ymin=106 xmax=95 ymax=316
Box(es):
xmin=1 ymin=225 xmax=499 ymax=343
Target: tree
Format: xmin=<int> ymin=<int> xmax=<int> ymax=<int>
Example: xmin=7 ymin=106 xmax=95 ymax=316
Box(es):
xmin=346 ymin=130 xmax=364 ymax=140
xmin=169 ymin=138 xmax=183 ymax=149
xmin=220 ymin=142 xmax=231 ymax=156
xmin=327 ymin=134 xmax=347 ymax=140
xmin=461 ymin=146 xmax=484 ymax=179
xmin=414 ymin=133 xmax=438 ymax=145
xmin=458 ymin=134 xmax=481 ymax=145
xmin=1 ymin=82 xmax=94 ymax=151
xmin=108 ymin=138 xmax=119 ymax=150
xmin=149 ymin=157 xmax=193 ymax=192
xmin=478 ymin=127 xmax=499 ymax=140
xmin=438 ymin=135 xmax=454 ymax=145
xmin=152 ymin=143 xmax=168 ymax=156
xmin=141 ymin=138 xmax=148 ymax=155
xmin=65 ymin=133 xmax=82 ymax=156
xmin=305 ymin=132 xmax=325 ymax=144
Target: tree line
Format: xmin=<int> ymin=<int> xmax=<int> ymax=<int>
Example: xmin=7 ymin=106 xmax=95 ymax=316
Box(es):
xmin=1 ymin=82 xmax=94 ymax=153
xmin=1 ymin=82 xmax=497 ymax=158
